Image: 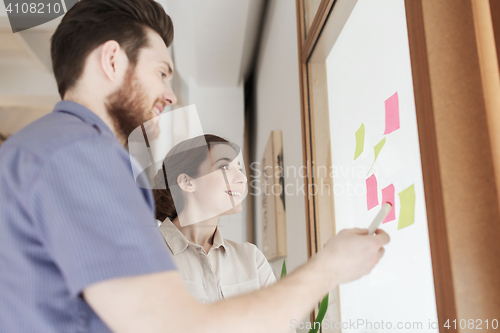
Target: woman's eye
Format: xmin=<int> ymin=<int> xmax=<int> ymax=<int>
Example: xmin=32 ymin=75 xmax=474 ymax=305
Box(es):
xmin=160 ymin=71 xmax=166 ymax=78
xmin=220 ymin=165 xmax=229 ymax=170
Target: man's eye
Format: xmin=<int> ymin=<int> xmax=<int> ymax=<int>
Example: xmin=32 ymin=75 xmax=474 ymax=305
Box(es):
xmin=160 ymin=71 xmax=166 ymax=78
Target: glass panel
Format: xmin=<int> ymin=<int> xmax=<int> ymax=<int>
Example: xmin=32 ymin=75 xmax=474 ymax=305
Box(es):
xmin=306 ymin=0 xmax=439 ymax=331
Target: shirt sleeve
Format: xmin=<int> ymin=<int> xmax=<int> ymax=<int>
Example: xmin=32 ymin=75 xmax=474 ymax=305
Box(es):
xmin=252 ymin=244 xmax=277 ymax=288
xmin=32 ymin=137 xmax=176 ymax=297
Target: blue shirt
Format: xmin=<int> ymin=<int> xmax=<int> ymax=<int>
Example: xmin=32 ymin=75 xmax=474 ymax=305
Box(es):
xmin=0 ymin=101 xmax=176 ymax=333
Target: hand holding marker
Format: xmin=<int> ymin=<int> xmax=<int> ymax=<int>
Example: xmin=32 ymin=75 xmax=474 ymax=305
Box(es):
xmin=368 ymin=202 xmax=392 ymax=234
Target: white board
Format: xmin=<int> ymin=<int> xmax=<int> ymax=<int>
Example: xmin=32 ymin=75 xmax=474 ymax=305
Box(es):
xmin=326 ymin=0 xmax=439 ymax=331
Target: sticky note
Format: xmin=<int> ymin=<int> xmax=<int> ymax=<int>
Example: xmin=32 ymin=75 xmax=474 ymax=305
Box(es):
xmin=398 ymin=184 xmax=415 ymax=230
xmin=384 ymin=92 xmax=400 ymax=135
xmin=382 ymin=184 xmax=395 ymax=223
xmin=367 ymin=137 xmax=386 ymax=174
xmin=366 ymin=174 xmax=379 ymax=210
xmin=354 ymin=123 xmax=365 ymax=160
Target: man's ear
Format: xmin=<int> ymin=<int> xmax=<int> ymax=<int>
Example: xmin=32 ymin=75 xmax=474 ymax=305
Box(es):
xmin=177 ymin=174 xmax=195 ymax=193
xmin=100 ymin=40 xmax=127 ymax=82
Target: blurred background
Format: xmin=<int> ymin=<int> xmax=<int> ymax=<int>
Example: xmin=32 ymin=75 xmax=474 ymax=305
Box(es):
xmin=0 ymin=0 xmax=309 ymax=283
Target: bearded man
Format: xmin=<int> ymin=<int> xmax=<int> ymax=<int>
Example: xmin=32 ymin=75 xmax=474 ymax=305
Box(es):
xmin=0 ymin=1 xmax=389 ymax=332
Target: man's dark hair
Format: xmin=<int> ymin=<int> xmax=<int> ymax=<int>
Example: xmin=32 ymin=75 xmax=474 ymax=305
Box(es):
xmin=51 ymin=0 xmax=174 ymax=99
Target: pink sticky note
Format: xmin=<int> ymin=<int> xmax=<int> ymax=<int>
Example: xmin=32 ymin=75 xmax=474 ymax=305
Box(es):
xmin=384 ymin=92 xmax=400 ymax=134
xmin=366 ymin=174 xmax=379 ymax=210
xmin=382 ymin=184 xmax=396 ymax=223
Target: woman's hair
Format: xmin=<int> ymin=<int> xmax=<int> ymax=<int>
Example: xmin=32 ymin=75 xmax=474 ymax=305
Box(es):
xmin=153 ymin=134 xmax=237 ymax=222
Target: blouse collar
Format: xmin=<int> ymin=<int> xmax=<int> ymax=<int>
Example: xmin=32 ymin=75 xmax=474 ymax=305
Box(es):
xmin=158 ymin=218 xmax=227 ymax=256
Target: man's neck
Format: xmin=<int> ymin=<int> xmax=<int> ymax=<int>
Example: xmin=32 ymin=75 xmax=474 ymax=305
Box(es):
xmin=63 ymin=94 xmax=124 ymax=145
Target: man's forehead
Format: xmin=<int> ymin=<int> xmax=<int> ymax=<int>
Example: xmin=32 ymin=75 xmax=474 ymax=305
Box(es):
xmin=141 ymin=30 xmax=174 ymax=70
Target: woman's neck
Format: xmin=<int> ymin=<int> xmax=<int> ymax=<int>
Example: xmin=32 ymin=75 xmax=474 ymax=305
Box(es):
xmin=171 ymin=213 xmax=219 ymax=253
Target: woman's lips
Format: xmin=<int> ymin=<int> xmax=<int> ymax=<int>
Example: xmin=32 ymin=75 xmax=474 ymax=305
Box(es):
xmin=225 ymin=190 xmax=242 ymax=196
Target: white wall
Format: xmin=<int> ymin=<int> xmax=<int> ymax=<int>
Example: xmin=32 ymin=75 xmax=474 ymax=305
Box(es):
xmin=162 ymin=0 xmax=265 ymax=244
xmin=254 ymin=0 xmax=309 ymax=300
xmin=253 ymin=1 xmax=309 ymax=330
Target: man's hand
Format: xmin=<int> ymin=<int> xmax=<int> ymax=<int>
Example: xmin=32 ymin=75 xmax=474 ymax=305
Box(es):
xmin=315 ymin=228 xmax=390 ymax=287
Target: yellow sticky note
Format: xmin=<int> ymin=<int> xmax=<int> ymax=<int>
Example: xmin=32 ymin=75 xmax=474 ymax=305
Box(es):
xmin=398 ymin=184 xmax=415 ymax=230
xmin=354 ymin=124 xmax=365 ymax=160
xmin=367 ymin=137 xmax=386 ymax=174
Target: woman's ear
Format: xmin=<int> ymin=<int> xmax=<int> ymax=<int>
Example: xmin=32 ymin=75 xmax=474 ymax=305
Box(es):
xmin=177 ymin=174 xmax=195 ymax=193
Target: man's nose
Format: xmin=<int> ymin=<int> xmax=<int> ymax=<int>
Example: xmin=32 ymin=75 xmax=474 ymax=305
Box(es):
xmin=163 ymin=83 xmax=177 ymax=105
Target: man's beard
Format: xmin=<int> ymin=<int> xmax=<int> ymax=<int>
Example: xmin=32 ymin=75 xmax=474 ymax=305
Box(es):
xmin=105 ymin=66 xmax=158 ymax=147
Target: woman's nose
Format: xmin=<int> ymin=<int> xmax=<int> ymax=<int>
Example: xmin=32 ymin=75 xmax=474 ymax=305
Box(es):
xmin=235 ymin=167 xmax=247 ymax=184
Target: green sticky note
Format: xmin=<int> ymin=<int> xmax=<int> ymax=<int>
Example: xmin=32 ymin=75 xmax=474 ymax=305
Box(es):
xmin=398 ymin=184 xmax=416 ymax=230
xmin=374 ymin=137 xmax=386 ymax=159
xmin=367 ymin=137 xmax=386 ymax=174
xmin=354 ymin=123 xmax=365 ymax=160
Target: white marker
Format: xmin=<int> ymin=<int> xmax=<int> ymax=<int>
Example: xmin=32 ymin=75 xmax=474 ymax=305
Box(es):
xmin=368 ymin=202 xmax=392 ymax=234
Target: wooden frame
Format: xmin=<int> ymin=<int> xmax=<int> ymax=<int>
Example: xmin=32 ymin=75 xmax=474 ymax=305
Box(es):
xmin=296 ymin=0 xmax=500 ymax=331
xmin=403 ymin=0 xmax=457 ymax=326
xmin=405 ymin=0 xmax=500 ymax=329
xmin=296 ymin=0 xmax=339 ymax=327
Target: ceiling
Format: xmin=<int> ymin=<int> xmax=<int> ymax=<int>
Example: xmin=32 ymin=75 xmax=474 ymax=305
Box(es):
xmin=0 ymin=0 xmax=265 ymax=136
xmin=164 ymin=0 xmax=265 ymax=87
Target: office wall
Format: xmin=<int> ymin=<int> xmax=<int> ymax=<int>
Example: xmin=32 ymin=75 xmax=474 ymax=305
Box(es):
xmin=254 ymin=0 xmax=308 ymax=285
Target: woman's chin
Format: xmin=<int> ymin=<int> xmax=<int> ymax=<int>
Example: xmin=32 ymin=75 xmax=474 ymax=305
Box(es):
xmin=222 ymin=202 xmax=243 ymax=215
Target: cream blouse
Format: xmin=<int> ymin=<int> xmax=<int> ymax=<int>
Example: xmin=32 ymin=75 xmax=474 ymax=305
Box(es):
xmin=158 ymin=218 xmax=277 ymax=304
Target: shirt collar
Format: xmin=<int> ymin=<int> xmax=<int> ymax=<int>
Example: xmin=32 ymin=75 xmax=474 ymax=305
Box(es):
xmin=158 ymin=218 xmax=227 ymax=256
xmin=53 ymin=100 xmax=114 ymax=136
